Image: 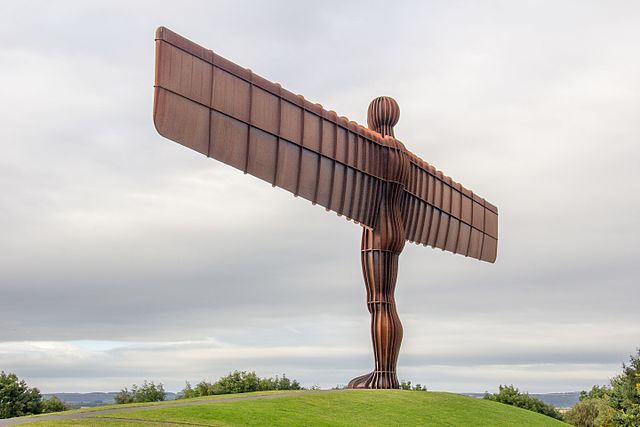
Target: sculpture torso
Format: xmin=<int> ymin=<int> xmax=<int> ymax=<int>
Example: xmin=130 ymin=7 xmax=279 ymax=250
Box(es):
xmin=369 ymin=137 xmax=409 ymax=253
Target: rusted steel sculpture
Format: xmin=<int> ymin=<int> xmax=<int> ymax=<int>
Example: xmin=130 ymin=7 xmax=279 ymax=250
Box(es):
xmin=153 ymin=27 xmax=498 ymax=389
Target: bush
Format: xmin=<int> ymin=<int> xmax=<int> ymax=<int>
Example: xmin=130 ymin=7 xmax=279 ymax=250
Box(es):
xmin=114 ymin=388 xmax=135 ymax=404
xmin=564 ymin=398 xmax=614 ymax=427
xmin=115 ymin=381 xmax=165 ymax=404
xmin=178 ymin=371 xmax=302 ymax=399
xmin=217 ymin=371 xmax=260 ymax=394
xmin=41 ymin=396 xmax=68 ymax=413
xmin=484 ymin=384 xmax=563 ymax=420
xmin=180 ymin=380 xmax=221 ymax=399
xmin=399 ymin=380 xmax=427 ymax=391
xmin=134 ymin=381 xmax=166 ymax=403
xmin=0 ymin=371 xmax=43 ymax=419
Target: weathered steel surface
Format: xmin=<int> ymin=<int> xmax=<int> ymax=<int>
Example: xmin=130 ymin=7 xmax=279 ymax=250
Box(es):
xmin=152 ymin=27 xmax=499 ymax=389
xmin=350 ymin=97 xmax=408 ymax=389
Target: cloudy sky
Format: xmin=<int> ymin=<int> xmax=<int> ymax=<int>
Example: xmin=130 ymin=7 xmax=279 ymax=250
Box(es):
xmin=1 ymin=0 xmax=638 ymax=394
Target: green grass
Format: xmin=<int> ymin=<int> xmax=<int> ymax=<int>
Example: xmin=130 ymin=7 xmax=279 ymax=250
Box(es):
xmin=80 ymin=390 xmax=310 ymax=413
xmin=17 ymin=422 xmax=148 ymax=427
xmin=24 ymin=390 xmax=311 ymax=417
xmin=24 ymin=390 xmax=569 ymax=426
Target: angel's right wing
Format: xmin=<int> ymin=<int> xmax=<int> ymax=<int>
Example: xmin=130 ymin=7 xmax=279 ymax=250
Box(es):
xmin=153 ymin=27 xmax=391 ymax=230
xmin=152 ymin=27 xmax=498 ymax=262
xmin=402 ymin=153 xmax=498 ymax=263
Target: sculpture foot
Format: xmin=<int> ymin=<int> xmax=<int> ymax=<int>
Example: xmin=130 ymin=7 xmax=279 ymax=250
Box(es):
xmin=347 ymin=371 xmax=399 ymax=389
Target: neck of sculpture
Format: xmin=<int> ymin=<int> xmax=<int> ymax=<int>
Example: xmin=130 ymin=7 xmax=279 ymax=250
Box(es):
xmin=372 ymin=125 xmax=395 ymax=138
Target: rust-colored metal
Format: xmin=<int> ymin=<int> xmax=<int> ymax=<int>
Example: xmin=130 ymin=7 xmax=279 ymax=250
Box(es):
xmin=152 ymin=27 xmax=499 ymax=389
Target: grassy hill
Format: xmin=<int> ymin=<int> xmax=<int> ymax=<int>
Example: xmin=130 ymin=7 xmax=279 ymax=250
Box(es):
xmin=23 ymin=390 xmax=569 ymax=426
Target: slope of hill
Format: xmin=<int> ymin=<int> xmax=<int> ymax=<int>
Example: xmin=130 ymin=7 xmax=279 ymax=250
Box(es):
xmin=19 ymin=390 xmax=569 ymax=426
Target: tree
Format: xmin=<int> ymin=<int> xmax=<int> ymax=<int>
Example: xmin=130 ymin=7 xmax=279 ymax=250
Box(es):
xmin=258 ymin=377 xmax=276 ymax=391
xmin=132 ymin=381 xmax=165 ymax=403
xmin=114 ymin=387 xmax=134 ymax=404
xmin=41 ymin=396 xmax=68 ymax=413
xmin=115 ymin=381 xmax=165 ymax=404
xmin=484 ymin=384 xmax=563 ymax=421
xmin=217 ymin=371 xmax=259 ymax=394
xmin=0 ymin=371 xmax=43 ymax=419
xmin=608 ymin=349 xmax=640 ymax=426
xmin=274 ymin=374 xmax=300 ymax=391
xmin=580 ymin=385 xmax=611 ymax=402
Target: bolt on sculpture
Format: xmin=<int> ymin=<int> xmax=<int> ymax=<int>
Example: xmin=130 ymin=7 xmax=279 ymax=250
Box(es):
xmin=152 ymin=27 xmax=498 ymax=389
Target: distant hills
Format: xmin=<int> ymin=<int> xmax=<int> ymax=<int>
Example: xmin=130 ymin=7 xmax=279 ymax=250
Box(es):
xmin=463 ymin=392 xmax=581 ymax=409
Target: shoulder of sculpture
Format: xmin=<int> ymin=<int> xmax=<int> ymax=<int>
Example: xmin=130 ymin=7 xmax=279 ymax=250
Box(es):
xmin=381 ymin=135 xmax=407 ymax=152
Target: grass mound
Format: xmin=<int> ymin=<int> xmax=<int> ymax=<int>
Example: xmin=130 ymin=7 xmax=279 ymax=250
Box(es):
xmin=24 ymin=390 xmax=569 ymax=426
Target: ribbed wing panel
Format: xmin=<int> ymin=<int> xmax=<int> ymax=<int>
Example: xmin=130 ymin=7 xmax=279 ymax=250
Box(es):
xmin=153 ymin=27 xmax=386 ymax=229
xmin=153 ymin=27 xmax=499 ymax=262
xmin=402 ymin=155 xmax=498 ymax=263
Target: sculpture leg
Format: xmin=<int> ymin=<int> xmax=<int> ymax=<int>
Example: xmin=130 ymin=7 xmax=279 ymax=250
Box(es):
xmin=348 ymin=226 xmax=404 ymax=389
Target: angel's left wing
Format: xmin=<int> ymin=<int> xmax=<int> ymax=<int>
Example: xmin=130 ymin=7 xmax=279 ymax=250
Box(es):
xmin=401 ymin=152 xmax=498 ymax=263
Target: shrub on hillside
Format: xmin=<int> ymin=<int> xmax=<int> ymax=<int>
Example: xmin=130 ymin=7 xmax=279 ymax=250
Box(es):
xmin=564 ymin=398 xmax=614 ymax=427
xmin=41 ymin=396 xmax=68 ymax=413
xmin=181 ymin=380 xmax=221 ymax=399
xmin=217 ymin=370 xmax=260 ymax=394
xmin=399 ymin=380 xmax=427 ymax=391
xmin=178 ymin=371 xmax=302 ymax=398
xmin=115 ymin=381 xmax=165 ymax=404
xmin=484 ymin=384 xmax=563 ymax=420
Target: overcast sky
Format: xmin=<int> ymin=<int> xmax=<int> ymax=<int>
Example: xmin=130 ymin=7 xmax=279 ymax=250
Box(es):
xmin=1 ymin=0 xmax=639 ymax=394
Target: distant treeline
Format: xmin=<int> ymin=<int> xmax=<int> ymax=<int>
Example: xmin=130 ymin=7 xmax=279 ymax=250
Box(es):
xmin=112 ymin=370 xmax=305 ymax=404
xmin=179 ymin=371 xmax=303 ymax=399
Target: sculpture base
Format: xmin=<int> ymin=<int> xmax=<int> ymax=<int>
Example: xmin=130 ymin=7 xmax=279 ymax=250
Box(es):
xmin=347 ymin=371 xmax=399 ymax=389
